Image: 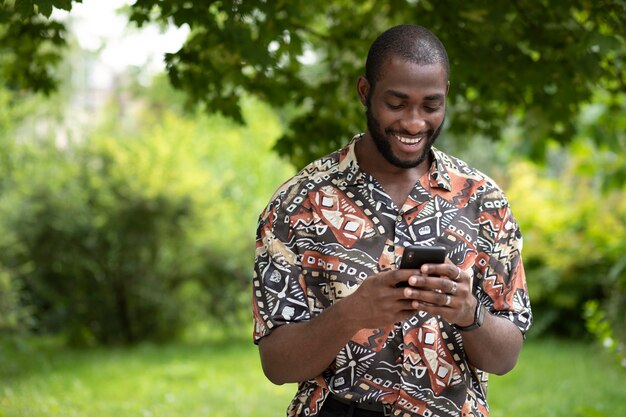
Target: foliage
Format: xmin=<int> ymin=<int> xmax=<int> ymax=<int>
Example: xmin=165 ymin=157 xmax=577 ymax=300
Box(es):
xmin=0 ymin=0 xmax=70 ymax=94
xmin=0 ymin=133 xmax=188 ymax=345
xmin=0 ymin=268 xmax=31 ymax=334
xmin=0 ymin=89 xmax=39 ymax=337
xmin=0 ymin=79 xmax=294 ymax=345
xmin=584 ymin=300 xmax=626 ymax=367
xmin=504 ymin=138 xmax=626 ymax=343
xmin=4 ymin=0 xmax=626 ymax=166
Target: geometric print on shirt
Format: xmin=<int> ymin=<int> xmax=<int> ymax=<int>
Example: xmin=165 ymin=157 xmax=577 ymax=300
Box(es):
xmin=253 ymin=135 xmax=532 ymax=417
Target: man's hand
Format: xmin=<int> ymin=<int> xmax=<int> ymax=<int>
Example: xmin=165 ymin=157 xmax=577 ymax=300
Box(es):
xmin=341 ymin=269 xmax=424 ymax=330
xmin=401 ymin=258 xmax=477 ymax=327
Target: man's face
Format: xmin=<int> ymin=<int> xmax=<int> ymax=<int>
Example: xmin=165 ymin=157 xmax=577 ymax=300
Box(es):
xmin=362 ymin=58 xmax=448 ymax=169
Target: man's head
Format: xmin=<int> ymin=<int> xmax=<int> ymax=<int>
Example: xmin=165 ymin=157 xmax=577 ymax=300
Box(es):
xmin=358 ymin=25 xmax=449 ymax=170
xmin=365 ymin=24 xmax=449 ymax=94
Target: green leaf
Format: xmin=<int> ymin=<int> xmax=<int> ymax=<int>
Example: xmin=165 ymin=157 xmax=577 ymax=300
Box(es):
xmin=52 ymin=0 xmax=73 ymax=11
xmin=14 ymin=0 xmax=35 ymax=16
xmin=37 ymin=0 xmax=52 ymax=17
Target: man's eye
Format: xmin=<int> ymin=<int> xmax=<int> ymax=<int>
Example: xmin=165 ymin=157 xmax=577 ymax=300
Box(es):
xmin=386 ymin=103 xmax=403 ymax=110
xmin=425 ymin=105 xmax=442 ymax=112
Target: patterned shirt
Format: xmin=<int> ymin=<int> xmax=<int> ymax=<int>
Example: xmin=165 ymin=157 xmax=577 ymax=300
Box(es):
xmin=253 ymin=136 xmax=532 ymax=417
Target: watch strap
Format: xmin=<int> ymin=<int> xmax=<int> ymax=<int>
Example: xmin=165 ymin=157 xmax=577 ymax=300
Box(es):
xmin=455 ymin=299 xmax=485 ymax=332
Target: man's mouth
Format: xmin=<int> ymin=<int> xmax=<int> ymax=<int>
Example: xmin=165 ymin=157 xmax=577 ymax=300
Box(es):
xmin=395 ymin=134 xmax=426 ymax=145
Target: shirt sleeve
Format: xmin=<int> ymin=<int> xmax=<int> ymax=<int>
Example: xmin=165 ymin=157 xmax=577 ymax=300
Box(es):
xmin=252 ymin=197 xmax=311 ymax=344
xmin=475 ymin=188 xmax=533 ymax=335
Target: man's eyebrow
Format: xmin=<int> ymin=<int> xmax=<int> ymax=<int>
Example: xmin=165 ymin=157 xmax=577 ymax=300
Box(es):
xmin=424 ymin=93 xmax=445 ymax=101
xmin=384 ymin=89 xmax=410 ymax=99
xmin=384 ymin=90 xmax=445 ymax=101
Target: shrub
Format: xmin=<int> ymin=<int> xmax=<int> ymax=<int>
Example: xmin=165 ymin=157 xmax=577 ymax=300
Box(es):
xmin=0 ymin=97 xmax=294 ymax=346
xmin=506 ymin=143 xmax=626 ymax=345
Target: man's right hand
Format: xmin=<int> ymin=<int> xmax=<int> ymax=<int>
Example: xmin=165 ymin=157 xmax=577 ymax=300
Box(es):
xmin=341 ymin=269 xmax=422 ymax=330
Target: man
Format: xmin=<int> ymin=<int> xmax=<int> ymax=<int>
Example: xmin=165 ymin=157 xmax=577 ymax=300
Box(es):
xmin=252 ymin=24 xmax=532 ymax=417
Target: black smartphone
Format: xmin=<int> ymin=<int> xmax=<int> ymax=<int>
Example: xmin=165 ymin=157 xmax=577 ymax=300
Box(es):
xmin=397 ymin=245 xmax=447 ymax=287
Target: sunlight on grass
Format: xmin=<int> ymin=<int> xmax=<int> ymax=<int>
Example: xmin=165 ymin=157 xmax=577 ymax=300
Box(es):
xmin=0 ymin=339 xmax=294 ymax=417
xmin=1 ymin=337 xmax=624 ymax=417
xmin=489 ymin=338 xmax=626 ymax=417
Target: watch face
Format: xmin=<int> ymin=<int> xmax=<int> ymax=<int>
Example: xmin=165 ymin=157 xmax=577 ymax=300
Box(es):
xmin=475 ymin=303 xmax=485 ymax=327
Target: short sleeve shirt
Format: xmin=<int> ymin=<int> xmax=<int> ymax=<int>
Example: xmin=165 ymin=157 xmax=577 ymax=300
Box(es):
xmin=252 ymin=137 xmax=532 ymax=417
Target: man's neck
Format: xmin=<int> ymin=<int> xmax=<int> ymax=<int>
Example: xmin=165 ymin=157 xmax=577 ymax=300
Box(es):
xmin=355 ymin=133 xmax=431 ymax=208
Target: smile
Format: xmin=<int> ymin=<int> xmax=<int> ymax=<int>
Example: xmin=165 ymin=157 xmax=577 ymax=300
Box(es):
xmin=395 ymin=135 xmax=425 ymax=145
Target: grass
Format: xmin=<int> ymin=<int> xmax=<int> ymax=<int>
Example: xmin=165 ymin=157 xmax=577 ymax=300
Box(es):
xmin=489 ymin=338 xmax=626 ymax=417
xmin=0 ymin=337 xmax=293 ymax=417
xmin=0 ymin=336 xmax=624 ymax=417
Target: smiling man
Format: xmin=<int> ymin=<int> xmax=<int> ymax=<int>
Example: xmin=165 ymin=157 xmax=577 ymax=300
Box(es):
xmin=252 ymin=25 xmax=532 ymax=417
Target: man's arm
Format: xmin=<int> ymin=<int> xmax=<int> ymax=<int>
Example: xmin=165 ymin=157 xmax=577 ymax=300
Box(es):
xmin=259 ymin=297 xmax=358 ymax=385
xmin=458 ymin=304 xmax=523 ymax=375
xmin=258 ymin=269 xmax=418 ymax=385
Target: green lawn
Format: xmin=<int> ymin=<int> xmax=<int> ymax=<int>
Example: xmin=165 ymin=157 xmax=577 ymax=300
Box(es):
xmin=0 ymin=336 xmax=624 ymax=417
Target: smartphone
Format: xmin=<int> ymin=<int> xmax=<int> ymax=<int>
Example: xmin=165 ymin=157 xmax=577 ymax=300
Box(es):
xmin=397 ymin=245 xmax=447 ymax=287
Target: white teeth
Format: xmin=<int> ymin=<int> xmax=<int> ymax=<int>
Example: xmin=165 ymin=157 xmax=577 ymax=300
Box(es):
xmin=396 ymin=135 xmax=423 ymax=145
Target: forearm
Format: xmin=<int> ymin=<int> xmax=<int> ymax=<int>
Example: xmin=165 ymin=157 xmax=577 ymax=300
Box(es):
xmin=258 ymin=298 xmax=358 ymax=385
xmin=460 ymin=312 xmax=524 ymax=375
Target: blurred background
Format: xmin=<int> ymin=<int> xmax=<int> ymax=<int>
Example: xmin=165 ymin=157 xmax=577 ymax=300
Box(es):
xmin=0 ymin=1 xmax=624 ymax=416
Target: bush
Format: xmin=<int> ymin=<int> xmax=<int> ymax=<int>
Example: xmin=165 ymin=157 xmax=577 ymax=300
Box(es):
xmin=0 ymin=136 xmax=193 ymax=344
xmin=0 ymin=267 xmax=32 ymax=335
xmin=505 ymin=143 xmax=626 ymax=345
xmin=0 ymin=95 xmax=294 ymax=346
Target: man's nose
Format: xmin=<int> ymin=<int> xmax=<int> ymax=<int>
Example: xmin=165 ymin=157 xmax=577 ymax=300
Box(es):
xmin=400 ymin=108 xmax=427 ymax=135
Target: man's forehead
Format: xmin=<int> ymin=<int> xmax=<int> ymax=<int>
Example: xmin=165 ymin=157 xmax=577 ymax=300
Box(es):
xmin=376 ymin=60 xmax=448 ymax=93
xmin=383 ymin=88 xmax=446 ymax=100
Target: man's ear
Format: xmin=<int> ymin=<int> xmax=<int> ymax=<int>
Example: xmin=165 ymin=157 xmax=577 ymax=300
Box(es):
xmin=356 ymin=76 xmax=370 ymax=106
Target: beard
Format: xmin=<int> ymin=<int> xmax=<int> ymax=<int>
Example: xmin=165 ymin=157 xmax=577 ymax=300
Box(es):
xmin=366 ymin=104 xmax=444 ymax=169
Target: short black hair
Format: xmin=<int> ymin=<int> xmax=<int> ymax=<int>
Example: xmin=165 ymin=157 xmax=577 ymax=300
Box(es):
xmin=365 ymin=24 xmax=449 ymax=88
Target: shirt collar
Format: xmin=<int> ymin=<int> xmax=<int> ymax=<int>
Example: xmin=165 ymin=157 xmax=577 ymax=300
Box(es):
xmin=337 ymin=134 xmax=452 ymax=192
xmin=429 ymin=147 xmax=453 ymax=191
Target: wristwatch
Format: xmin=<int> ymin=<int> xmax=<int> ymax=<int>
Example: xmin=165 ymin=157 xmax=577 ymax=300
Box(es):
xmin=454 ymin=299 xmax=486 ymax=332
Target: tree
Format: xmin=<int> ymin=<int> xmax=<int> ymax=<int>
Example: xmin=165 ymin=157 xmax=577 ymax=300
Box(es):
xmin=5 ymin=1 xmax=626 ymax=164
xmin=0 ymin=0 xmax=69 ymax=94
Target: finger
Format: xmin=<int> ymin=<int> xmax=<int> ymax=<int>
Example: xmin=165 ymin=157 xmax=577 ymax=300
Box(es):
xmin=423 ymin=261 xmax=464 ymax=282
xmin=404 ymin=274 xmax=454 ymax=294
xmin=452 ymin=266 xmax=462 ymax=281
xmin=405 ymin=286 xmax=454 ymax=307
xmin=434 ymin=279 xmax=459 ymax=295
xmin=388 ymin=269 xmax=421 ymax=287
xmin=449 ymin=280 xmax=458 ymax=295
xmin=410 ymin=296 xmax=451 ymax=311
